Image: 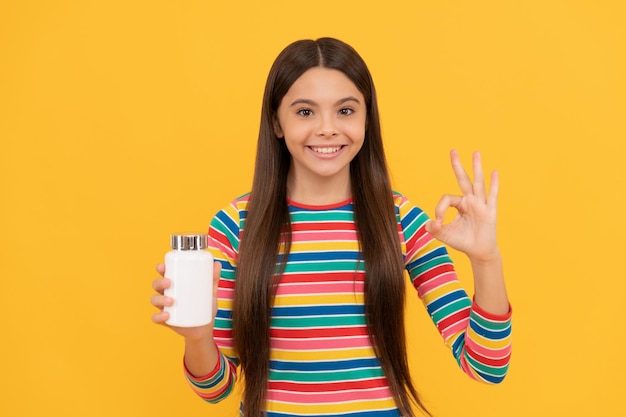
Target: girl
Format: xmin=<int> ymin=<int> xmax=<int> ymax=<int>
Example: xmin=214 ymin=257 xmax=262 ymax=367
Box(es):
xmin=151 ymin=37 xmax=511 ymax=417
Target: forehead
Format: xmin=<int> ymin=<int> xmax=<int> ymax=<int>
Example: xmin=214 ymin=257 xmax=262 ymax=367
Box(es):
xmin=283 ymin=67 xmax=364 ymax=102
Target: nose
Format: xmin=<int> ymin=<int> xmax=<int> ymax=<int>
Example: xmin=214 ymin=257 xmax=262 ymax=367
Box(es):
xmin=316 ymin=114 xmax=338 ymax=138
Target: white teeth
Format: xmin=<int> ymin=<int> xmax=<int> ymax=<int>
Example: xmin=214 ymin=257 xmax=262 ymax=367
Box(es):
xmin=311 ymin=146 xmax=342 ymax=154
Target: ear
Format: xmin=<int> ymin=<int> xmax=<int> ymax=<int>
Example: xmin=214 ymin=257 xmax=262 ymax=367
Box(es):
xmin=272 ymin=117 xmax=284 ymax=139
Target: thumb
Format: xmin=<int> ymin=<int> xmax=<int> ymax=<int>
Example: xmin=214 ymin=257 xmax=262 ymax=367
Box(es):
xmin=212 ymin=262 xmax=222 ymax=294
xmin=425 ymin=219 xmax=442 ymax=236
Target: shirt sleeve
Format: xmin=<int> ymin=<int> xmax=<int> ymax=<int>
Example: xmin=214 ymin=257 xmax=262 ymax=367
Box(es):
xmin=183 ymin=196 xmax=247 ymax=402
xmin=396 ymin=194 xmax=512 ymax=384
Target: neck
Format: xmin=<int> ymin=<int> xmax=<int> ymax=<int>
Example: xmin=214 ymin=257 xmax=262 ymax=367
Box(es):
xmin=286 ymin=171 xmax=352 ymax=206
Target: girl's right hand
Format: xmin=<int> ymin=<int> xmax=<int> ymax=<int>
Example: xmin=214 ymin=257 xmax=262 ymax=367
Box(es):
xmin=150 ymin=262 xmax=222 ymax=342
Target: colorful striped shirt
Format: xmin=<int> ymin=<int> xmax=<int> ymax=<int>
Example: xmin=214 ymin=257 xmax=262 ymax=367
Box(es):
xmin=184 ymin=193 xmax=512 ymax=416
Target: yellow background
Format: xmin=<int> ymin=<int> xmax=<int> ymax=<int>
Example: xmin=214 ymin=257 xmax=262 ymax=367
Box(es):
xmin=1 ymin=1 xmax=624 ymax=416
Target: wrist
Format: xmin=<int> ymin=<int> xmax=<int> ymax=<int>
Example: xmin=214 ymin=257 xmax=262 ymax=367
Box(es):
xmin=183 ymin=329 xmax=214 ymax=345
xmin=470 ymin=249 xmax=509 ymax=315
xmin=183 ymin=333 xmax=219 ymax=378
xmin=468 ymin=248 xmax=502 ymax=266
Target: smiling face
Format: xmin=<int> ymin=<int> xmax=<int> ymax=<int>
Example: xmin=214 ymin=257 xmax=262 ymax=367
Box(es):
xmin=273 ymin=67 xmax=367 ymax=200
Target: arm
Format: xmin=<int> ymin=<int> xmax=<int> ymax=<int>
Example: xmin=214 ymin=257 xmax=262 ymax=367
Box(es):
xmin=182 ymin=198 xmax=246 ymax=402
xmin=152 ymin=259 xmax=236 ymax=403
xmin=397 ymin=191 xmax=512 ymax=383
xmin=424 ymin=150 xmax=510 ymax=315
xmin=471 ymin=253 xmax=509 ymax=315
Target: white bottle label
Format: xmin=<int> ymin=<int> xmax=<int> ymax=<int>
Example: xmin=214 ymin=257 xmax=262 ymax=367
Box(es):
xmin=163 ymin=250 xmax=213 ymax=327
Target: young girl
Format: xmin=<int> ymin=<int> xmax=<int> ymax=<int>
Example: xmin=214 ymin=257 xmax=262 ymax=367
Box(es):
xmin=151 ymin=37 xmax=511 ymax=417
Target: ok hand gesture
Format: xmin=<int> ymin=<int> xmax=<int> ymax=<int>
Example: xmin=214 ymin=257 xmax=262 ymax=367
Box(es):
xmin=425 ymin=150 xmax=500 ymax=263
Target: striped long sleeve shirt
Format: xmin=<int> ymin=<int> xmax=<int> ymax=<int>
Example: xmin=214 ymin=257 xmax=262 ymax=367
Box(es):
xmin=184 ymin=193 xmax=512 ymax=416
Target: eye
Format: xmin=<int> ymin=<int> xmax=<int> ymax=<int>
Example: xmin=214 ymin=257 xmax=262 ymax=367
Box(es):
xmin=339 ymin=107 xmax=355 ymax=116
xmin=297 ymin=108 xmax=313 ymax=117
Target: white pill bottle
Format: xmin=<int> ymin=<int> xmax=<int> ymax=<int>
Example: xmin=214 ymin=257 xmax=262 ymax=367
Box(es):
xmin=164 ymin=233 xmax=214 ymax=327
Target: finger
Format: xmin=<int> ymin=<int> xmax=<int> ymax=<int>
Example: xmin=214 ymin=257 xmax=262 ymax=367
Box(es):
xmin=152 ymin=277 xmax=171 ymax=294
xmin=152 ymin=310 xmax=170 ymax=324
xmin=156 ymin=263 xmax=165 ymax=276
xmin=150 ymin=294 xmax=173 ymax=309
xmin=450 ymin=149 xmax=473 ymax=195
xmin=433 ymin=194 xmax=464 ymax=221
xmin=424 ymin=219 xmax=442 ymax=235
xmin=472 ymin=151 xmax=486 ymax=201
xmin=487 ymin=170 xmax=499 ymax=207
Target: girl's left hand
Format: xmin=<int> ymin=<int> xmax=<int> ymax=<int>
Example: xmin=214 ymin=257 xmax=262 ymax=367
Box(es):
xmin=425 ymin=150 xmax=500 ymax=262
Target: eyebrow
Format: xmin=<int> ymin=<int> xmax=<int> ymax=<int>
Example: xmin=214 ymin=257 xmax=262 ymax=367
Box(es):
xmin=289 ymin=96 xmax=361 ymax=107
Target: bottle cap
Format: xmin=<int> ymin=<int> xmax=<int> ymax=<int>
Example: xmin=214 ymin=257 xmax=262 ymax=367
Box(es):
xmin=170 ymin=233 xmax=208 ymax=250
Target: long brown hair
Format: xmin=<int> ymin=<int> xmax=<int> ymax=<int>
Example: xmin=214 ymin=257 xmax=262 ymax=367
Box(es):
xmin=233 ymin=37 xmax=428 ymax=417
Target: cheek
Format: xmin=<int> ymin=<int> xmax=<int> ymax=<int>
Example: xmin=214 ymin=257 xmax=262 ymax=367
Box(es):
xmin=341 ymin=113 xmax=366 ymax=140
xmin=281 ymin=119 xmax=311 ymax=140
xmin=343 ymin=123 xmax=366 ymax=145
